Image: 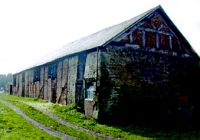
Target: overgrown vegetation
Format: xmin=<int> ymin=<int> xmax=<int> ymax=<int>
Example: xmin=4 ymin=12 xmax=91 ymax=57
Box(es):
xmin=2 ymin=94 xmax=200 ymax=140
xmin=0 ymin=73 xmax=12 ymax=92
xmin=6 ymin=99 xmax=96 ymax=140
xmin=1 ymin=94 xmax=152 ymax=139
xmin=50 ymin=103 xmax=131 ymax=138
xmin=50 ymin=104 xmax=200 ymax=139
xmin=0 ymin=101 xmax=58 ymax=140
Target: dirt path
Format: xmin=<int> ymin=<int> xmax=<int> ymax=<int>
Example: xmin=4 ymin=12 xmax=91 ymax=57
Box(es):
xmin=0 ymin=99 xmax=76 ymax=140
xmin=21 ymin=101 xmax=118 ymax=140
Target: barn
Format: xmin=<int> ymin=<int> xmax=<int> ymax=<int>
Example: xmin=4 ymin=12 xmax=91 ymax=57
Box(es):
xmin=12 ymin=5 xmax=199 ymax=125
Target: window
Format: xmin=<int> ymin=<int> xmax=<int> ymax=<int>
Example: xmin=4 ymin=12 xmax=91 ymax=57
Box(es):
xmin=86 ymin=85 xmax=94 ymax=100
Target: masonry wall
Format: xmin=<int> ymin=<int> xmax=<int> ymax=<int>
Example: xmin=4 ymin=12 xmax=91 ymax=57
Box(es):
xmin=98 ymin=45 xmax=199 ymax=125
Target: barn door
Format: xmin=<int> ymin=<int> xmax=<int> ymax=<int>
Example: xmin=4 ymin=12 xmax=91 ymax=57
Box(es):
xmin=76 ymin=52 xmax=87 ymax=111
xmin=76 ymin=80 xmax=84 ymax=111
xmin=51 ymin=79 xmax=57 ymax=103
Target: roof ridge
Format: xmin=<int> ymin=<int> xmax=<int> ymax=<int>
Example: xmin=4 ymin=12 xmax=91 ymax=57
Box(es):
xmin=65 ymin=5 xmax=162 ymax=48
xmin=14 ymin=5 xmax=163 ymax=74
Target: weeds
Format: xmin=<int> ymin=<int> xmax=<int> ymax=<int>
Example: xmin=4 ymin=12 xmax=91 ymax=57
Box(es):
xmin=0 ymin=102 xmax=58 ymax=139
xmin=8 ymin=100 xmax=96 ymax=140
xmin=2 ymin=94 xmax=200 ymax=140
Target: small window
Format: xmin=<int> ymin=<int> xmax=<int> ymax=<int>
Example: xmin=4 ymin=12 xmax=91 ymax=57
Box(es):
xmin=86 ymin=85 xmax=94 ymax=100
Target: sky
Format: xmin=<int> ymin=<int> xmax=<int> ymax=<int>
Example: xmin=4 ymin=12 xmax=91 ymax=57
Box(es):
xmin=0 ymin=0 xmax=199 ymax=74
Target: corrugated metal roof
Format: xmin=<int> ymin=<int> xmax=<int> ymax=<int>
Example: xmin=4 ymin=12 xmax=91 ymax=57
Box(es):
xmin=16 ymin=5 xmax=161 ymax=73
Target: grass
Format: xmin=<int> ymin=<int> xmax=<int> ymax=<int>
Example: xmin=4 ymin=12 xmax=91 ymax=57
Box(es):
xmin=0 ymin=101 xmax=59 ymax=140
xmin=50 ymin=103 xmax=156 ymax=139
xmin=1 ymin=94 xmax=153 ymax=139
xmin=6 ymin=99 xmax=97 ymax=140
xmin=2 ymin=94 xmax=200 ymax=140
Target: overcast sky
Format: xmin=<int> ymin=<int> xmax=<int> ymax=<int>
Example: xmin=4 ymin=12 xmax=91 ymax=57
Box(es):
xmin=0 ymin=0 xmax=199 ymax=74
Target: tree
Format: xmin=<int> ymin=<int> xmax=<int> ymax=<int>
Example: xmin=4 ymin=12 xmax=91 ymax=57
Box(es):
xmin=0 ymin=73 xmax=13 ymax=93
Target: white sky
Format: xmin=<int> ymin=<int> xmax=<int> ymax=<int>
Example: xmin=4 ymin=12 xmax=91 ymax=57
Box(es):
xmin=0 ymin=0 xmax=200 ymax=74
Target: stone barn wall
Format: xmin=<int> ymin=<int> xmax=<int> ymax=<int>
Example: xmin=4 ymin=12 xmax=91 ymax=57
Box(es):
xmin=11 ymin=6 xmax=200 ymax=126
xmin=98 ymin=45 xmax=199 ymax=125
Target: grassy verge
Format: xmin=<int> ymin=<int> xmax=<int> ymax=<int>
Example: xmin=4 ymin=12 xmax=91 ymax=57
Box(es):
xmin=49 ymin=104 xmax=200 ymax=140
xmin=6 ymin=99 xmax=96 ymax=140
xmin=2 ymin=94 xmax=200 ymax=140
xmin=50 ymin=103 xmax=154 ymax=139
xmin=0 ymin=101 xmax=58 ymax=140
xmin=1 ymin=94 xmax=152 ymax=139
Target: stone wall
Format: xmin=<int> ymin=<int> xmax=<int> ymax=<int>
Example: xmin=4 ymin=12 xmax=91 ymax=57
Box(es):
xmin=98 ymin=45 xmax=199 ymax=125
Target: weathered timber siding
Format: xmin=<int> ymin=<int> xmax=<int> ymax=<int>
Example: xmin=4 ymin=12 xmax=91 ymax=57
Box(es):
xmin=56 ymin=61 xmax=63 ymax=103
xmin=47 ymin=78 xmax=52 ymax=102
xmin=15 ymin=74 xmax=19 ymax=95
xmin=84 ymin=100 xmax=94 ymax=118
xmin=12 ymin=75 xmax=17 ymax=95
xmin=84 ymin=51 xmax=99 ymax=118
xmin=18 ymin=73 xmax=23 ymax=96
xmin=35 ymin=81 xmax=40 ymax=98
xmin=84 ymin=51 xmax=97 ymax=79
xmin=28 ymin=70 xmax=34 ymax=97
xmin=39 ymin=66 xmax=45 ymax=99
xmin=67 ymin=56 xmax=78 ymax=104
xmin=25 ymin=71 xmax=29 ymax=97
xmin=60 ymin=58 xmax=69 ymax=105
xmin=44 ymin=66 xmax=48 ymax=100
xmin=76 ymin=52 xmax=87 ymax=111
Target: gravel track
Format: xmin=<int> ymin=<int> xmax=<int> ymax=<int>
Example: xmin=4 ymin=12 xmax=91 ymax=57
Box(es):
xmin=22 ymin=101 xmax=119 ymax=140
xmin=0 ymin=99 xmax=76 ymax=140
